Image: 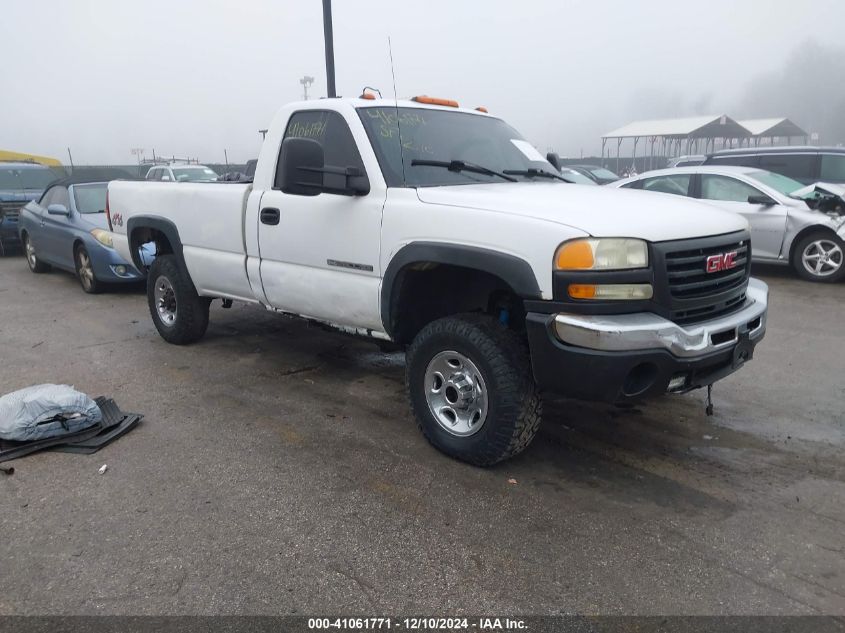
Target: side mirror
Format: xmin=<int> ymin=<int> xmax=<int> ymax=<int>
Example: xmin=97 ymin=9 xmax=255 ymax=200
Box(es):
xmin=747 ymin=194 xmax=775 ymax=206
xmin=546 ymin=152 xmax=561 ymax=171
xmin=277 ymin=137 xmax=370 ymax=196
xmin=278 ymin=137 xmax=325 ymax=196
xmin=47 ymin=203 xmax=69 ymax=216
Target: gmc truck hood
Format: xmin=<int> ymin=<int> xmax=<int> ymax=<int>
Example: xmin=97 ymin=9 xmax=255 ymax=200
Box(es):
xmin=415 ymin=182 xmax=748 ymax=242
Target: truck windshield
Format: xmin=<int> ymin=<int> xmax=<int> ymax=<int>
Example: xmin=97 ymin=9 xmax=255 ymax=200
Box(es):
xmin=358 ymin=106 xmax=557 ymax=187
xmin=72 ymin=183 xmax=107 ymax=214
xmin=0 ymin=167 xmax=58 ymax=191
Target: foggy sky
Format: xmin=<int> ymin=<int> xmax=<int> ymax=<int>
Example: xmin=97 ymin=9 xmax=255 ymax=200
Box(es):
xmin=2 ymin=0 xmax=844 ymax=165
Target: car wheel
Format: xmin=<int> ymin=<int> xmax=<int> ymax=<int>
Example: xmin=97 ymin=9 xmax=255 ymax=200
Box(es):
xmin=406 ymin=313 xmax=542 ymax=466
xmin=792 ymin=232 xmax=845 ymax=282
xmin=23 ymin=233 xmax=50 ymax=273
xmin=74 ymin=245 xmax=102 ymax=294
xmin=147 ymin=254 xmax=210 ymax=344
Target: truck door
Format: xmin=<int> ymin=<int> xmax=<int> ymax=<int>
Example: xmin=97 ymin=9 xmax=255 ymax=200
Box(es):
xmin=256 ymin=109 xmax=386 ymax=333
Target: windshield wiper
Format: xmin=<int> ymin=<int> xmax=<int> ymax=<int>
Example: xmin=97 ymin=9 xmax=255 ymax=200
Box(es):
xmin=410 ymin=159 xmax=517 ymax=183
xmin=503 ymin=168 xmax=570 ymax=182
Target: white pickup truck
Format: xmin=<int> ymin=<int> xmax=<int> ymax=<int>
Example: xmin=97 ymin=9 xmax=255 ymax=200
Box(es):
xmin=109 ymin=95 xmax=768 ymax=465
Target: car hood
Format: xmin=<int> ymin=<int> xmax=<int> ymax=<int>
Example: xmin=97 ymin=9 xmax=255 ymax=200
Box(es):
xmin=415 ymin=182 xmax=748 ymax=242
xmin=74 ymin=213 xmax=110 ymax=231
xmin=790 ymin=182 xmax=845 ymax=202
xmin=0 ymin=190 xmax=42 ymax=203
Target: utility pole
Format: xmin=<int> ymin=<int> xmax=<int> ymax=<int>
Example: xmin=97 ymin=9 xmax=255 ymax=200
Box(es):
xmin=258 ymin=129 xmax=268 ymax=140
xmin=300 ymin=75 xmax=315 ymax=100
xmin=224 ymin=149 xmax=229 ymax=167
xmin=322 ymin=0 xmax=336 ymax=98
xmin=67 ymin=147 xmax=75 ymax=172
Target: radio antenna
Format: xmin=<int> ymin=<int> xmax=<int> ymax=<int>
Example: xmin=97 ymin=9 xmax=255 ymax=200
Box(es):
xmin=388 ymin=36 xmax=407 ymax=186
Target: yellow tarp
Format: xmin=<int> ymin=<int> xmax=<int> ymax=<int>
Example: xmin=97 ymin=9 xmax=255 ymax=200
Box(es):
xmin=0 ymin=150 xmax=63 ymax=167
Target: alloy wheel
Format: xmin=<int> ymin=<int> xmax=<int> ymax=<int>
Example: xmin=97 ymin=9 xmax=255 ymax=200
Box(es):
xmin=154 ymin=275 xmax=178 ymax=326
xmin=424 ymin=350 xmax=488 ymax=437
xmin=802 ymin=239 xmax=843 ymax=278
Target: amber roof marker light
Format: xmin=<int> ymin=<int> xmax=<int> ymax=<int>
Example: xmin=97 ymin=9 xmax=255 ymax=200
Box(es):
xmin=359 ymin=86 xmax=382 ymax=100
xmin=412 ymin=95 xmax=460 ymax=108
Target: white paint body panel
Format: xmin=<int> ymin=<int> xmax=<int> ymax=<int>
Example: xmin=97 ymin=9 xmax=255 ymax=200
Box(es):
xmin=110 ymin=98 xmax=752 ymax=339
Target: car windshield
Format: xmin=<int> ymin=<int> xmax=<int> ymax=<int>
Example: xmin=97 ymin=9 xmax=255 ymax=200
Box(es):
xmin=0 ymin=167 xmax=58 ymax=190
xmin=72 ymin=183 xmax=107 ymax=214
xmin=560 ymin=169 xmax=597 ymax=185
xmin=585 ymin=167 xmax=619 ymax=180
xmin=358 ymin=106 xmax=557 ymax=187
xmin=745 ymin=170 xmax=804 ymax=196
xmin=172 ymin=167 xmax=218 ymax=182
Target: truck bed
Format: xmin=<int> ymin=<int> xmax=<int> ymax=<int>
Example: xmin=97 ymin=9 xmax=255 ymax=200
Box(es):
xmin=110 ymin=180 xmax=254 ymax=300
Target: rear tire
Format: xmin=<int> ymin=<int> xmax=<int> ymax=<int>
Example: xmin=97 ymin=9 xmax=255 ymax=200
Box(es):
xmin=791 ymin=231 xmax=845 ymax=282
xmin=75 ymin=245 xmax=102 ymax=294
xmin=23 ymin=233 xmax=50 ymax=273
xmin=406 ymin=313 xmax=542 ymax=466
xmin=147 ymin=254 xmax=210 ymax=344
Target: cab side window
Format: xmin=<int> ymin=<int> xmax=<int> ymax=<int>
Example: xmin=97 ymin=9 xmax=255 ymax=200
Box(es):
xmin=145 ymin=168 xmax=158 ymax=181
xmin=639 ymin=174 xmax=691 ymax=196
xmin=275 ymin=110 xmax=366 ymax=189
xmin=700 ymin=175 xmax=761 ymax=203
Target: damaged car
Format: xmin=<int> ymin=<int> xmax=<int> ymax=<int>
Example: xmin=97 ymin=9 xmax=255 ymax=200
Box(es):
xmin=614 ymin=166 xmax=845 ymax=282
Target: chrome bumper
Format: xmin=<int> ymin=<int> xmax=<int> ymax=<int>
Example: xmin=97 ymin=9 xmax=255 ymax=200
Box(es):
xmin=552 ymin=278 xmax=768 ymax=358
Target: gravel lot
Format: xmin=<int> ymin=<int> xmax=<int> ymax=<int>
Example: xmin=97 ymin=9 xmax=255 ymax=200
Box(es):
xmin=1 ymin=255 xmax=843 ymax=615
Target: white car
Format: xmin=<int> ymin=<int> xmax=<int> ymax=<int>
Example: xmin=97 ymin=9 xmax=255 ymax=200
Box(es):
xmin=613 ymin=166 xmax=845 ymax=282
xmin=108 ymin=96 xmax=768 ymax=465
xmin=144 ymin=164 xmax=219 ymax=183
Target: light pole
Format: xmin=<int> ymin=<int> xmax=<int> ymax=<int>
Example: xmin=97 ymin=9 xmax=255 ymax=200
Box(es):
xmin=322 ymin=0 xmax=336 ymax=98
xmin=300 ymin=75 xmax=315 ymax=100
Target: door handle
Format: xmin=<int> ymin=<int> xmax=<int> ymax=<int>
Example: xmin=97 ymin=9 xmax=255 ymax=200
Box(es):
xmin=260 ymin=207 xmax=280 ymax=226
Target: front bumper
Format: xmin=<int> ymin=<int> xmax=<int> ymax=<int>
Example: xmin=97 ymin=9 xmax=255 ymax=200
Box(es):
xmin=525 ymin=278 xmax=768 ymax=402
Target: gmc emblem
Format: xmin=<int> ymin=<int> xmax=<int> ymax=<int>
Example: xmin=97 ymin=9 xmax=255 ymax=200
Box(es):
xmin=706 ymin=251 xmax=738 ymax=273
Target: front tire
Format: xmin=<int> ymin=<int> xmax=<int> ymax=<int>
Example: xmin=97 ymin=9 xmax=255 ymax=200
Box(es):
xmin=146 ymin=254 xmax=210 ymax=344
xmin=23 ymin=233 xmax=50 ymax=273
xmin=792 ymin=232 xmax=845 ymax=282
xmin=406 ymin=314 xmax=542 ymax=466
xmin=75 ymin=245 xmax=102 ymax=294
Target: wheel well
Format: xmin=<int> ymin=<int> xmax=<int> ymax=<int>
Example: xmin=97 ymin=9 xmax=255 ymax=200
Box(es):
xmin=788 ymin=225 xmax=840 ymax=262
xmin=388 ymin=263 xmax=526 ymax=345
xmin=73 ymin=238 xmax=84 ymax=255
xmin=130 ymin=227 xmax=173 ymax=257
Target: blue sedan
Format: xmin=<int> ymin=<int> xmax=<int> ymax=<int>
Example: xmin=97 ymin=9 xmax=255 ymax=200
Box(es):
xmin=18 ymin=178 xmax=155 ymax=293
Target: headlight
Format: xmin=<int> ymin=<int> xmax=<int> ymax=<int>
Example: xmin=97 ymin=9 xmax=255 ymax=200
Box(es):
xmin=555 ymin=238 xmax=648 ymax=270
xmin=90 ymin=229 xmax=114 ymax=248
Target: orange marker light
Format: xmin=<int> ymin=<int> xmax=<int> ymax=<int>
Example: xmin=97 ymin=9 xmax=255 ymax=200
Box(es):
xmin=360 ymin=92 xmax=376 ymax=100
xmin=555 ymin=241 xmax=594 ymax=270
xmin=412 ymin=95 xmax=460 ymax=108
xmin=475 ymin=106 xmax=488 ymax=113
xmin=569 ymin=284 xmax=597 ymax=299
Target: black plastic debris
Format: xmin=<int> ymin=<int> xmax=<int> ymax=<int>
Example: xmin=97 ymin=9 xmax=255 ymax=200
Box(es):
xmin=51 ymin=397 xmax=142 ymax=455
xmin=0 ymin=397 xmax=142 ymax=463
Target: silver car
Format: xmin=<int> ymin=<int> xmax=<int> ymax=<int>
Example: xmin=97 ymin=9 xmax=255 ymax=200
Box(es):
xmin=613 ymin=166 xmax=845 ymax=282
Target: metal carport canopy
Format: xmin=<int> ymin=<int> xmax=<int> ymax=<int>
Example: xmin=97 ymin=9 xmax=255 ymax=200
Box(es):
xmin=602 ymin=115 xmax=750 ymax=139
xmin=736 ymin=118 xmax=807 ymax=138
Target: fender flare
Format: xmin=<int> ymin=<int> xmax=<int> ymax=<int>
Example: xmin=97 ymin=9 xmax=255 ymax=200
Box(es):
xmin=380 ymin=242 xmax=542 ymax=337
xmin=125 ymin=215 xmax=185 ymax=273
